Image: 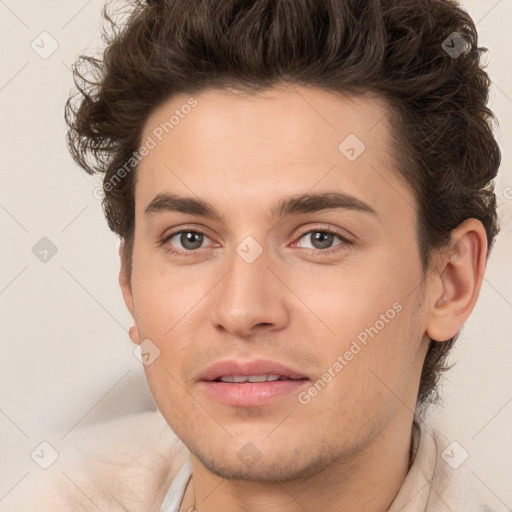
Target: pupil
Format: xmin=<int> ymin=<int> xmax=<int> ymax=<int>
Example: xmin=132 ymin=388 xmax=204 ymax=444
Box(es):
xmin=181 ymin=231 xmax=203 ymax=250
xmin=312 ymin=231 xmax=333 ymax=249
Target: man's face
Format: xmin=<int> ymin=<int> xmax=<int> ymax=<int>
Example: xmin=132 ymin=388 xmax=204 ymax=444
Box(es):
xmin=123 ymin=86 xmax=431 ymax=481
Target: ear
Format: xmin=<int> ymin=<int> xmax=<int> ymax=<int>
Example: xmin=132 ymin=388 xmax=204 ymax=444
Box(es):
xmin=118 ymin=243 xmax=141 ymax=345
xmin=426 ymin=219 xmax=488 ymax=342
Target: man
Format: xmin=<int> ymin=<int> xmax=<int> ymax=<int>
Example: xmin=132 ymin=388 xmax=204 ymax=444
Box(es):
xmin=13 ymin=0 xmax=503 ymax=510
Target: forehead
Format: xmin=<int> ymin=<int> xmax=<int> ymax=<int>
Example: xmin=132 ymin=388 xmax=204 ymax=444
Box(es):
xmin=135 ymin=86 xmax=413 ymax=223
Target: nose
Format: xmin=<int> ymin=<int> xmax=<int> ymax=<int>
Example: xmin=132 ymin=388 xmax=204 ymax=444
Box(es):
xmin=208 ymin=245 xmax=289 ymax=338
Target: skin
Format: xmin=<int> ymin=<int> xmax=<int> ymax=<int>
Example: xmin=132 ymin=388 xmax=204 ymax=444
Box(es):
xmin=119 ymin=86 xmax=487 ymax=512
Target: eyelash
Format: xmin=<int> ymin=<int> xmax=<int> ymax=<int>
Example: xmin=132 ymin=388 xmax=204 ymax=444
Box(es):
xmin=162 ymin=225 xmax=352 ymax=258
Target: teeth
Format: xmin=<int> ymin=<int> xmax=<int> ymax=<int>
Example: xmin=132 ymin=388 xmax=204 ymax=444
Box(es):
xmin=219 ymin=374 xmax=282 ymax=383
xmin=248 ymin=375 xmax=269 ymax=382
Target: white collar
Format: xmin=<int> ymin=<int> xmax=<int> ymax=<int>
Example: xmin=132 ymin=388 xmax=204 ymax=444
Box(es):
xmin=160 ymin=458 xmax=192 ymax=512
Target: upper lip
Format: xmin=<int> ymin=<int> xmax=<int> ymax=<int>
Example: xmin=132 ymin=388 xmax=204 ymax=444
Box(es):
xmin=199 ymin=359 xmax=309 ymax=381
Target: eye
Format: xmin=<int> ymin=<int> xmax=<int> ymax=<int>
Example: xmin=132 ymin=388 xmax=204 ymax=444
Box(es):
xmin=295 ymin=228 xmax=349 ymax=252
xmin=162 ymin=226 xmax=351 ymax=257
xmin=164 ymin=229 xmax=212 ymax=254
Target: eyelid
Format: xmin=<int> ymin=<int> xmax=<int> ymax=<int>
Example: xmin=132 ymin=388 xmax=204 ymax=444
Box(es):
xmin=293 ymin=223 xmax=354 ymax=242
xmin=163 ymin=224 xmax=212 ymax=240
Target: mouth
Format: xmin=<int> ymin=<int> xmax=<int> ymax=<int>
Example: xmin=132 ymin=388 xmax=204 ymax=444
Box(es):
xmin=214 ymin=374 xmax=306 ymax=383
xmin=198 ymin=359 xmax=310 ymax=407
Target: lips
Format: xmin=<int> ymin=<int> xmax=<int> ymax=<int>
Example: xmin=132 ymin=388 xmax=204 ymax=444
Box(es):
xmin=199 ymin=359 xmax=308 ymax=382
xmin=198 ymin=359 xmax=310 ymax=407
xmin=218 ymin=375 xmax=293 ymax=383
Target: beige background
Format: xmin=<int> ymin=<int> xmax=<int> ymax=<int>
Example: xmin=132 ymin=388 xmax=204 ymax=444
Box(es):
xmin=1 ymin=0 xmax=511 ymax=508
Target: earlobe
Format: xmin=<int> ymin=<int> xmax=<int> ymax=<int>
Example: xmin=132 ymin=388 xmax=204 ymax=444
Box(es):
xmin=426 ymin=219 xmax=487 ymax=342
xmin=129 ymin=325 xmax=141 ymax=345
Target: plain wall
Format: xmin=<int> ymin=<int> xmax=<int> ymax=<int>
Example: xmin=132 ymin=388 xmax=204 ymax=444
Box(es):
xmin=1 ymin=0 xmax=511 ymax=508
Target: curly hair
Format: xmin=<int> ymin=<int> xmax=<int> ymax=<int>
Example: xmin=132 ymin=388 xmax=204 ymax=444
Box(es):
xmin=64 ymin=0 xmax=501 ymax=409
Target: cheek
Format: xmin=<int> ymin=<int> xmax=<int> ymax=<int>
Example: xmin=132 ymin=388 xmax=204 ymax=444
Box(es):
xmin=290 ymin=248 xmax=424 ymax=391
xmin=294 ymin=297 xmax=423 ymax=445
xmin=130 ymin=251 xmax=204 ymax=338
xmin=288 ymin=251 xmax=417 ymax=347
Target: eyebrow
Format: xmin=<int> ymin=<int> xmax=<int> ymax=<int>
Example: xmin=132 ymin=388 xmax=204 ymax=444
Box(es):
xmin=144 ymin=191 xmax=378 ymax=220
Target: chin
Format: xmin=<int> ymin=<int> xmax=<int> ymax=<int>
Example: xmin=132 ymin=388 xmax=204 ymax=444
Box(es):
xmin=193 ymin=443 xmax=340 ymax=483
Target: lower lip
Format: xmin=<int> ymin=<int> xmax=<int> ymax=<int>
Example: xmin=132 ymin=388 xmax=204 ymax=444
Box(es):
xmin=200 ymin=379 xmax=309 ymax=407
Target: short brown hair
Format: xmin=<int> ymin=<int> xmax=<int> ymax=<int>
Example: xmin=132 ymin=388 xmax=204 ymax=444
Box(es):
xmin=65 ymin=0 xmax=501 ymax=408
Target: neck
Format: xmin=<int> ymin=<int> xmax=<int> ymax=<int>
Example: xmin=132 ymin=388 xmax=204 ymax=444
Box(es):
xmin=180 ymin=413 xmax=415 ymax=512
